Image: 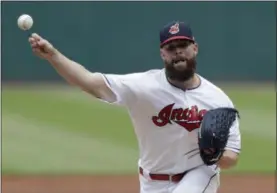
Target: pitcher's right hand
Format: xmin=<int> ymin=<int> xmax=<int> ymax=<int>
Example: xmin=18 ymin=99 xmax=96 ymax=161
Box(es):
xmin=29 ymin=33 xmax=57 ymax=60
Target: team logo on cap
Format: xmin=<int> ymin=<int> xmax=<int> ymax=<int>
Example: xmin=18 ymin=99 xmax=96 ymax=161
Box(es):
xmin=169 ymin=23 xmax=179 ymax=34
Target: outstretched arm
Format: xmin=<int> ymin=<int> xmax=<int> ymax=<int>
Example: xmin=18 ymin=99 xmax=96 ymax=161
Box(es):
xmin=29 ymin=33 xmax=115 ymax=102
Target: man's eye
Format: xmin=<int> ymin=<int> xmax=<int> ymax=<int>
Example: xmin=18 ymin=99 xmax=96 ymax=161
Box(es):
xmin=179 ymin=42 xmax=188 ymax=48
xmin=167 ymin=45 xmax=175 ymax=51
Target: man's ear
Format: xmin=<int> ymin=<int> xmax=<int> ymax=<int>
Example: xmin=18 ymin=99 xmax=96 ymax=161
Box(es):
xmin=160 ymin=48 xmax=166 ymax=60
xmin=193 ymin=43 xmax=199 ymax=56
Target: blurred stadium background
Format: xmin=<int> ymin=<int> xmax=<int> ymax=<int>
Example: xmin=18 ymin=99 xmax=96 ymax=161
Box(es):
xmin=2 ymin=1 xmax=276 ymax=193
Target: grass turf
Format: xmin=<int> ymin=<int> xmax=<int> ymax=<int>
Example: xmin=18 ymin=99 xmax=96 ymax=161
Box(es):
xmin=2 ymin=83 xmax=275 ymax=175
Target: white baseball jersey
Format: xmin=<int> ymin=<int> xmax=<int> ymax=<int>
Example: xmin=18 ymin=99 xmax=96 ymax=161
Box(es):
xmin=98 ymin=68 xmax=241 ymax=174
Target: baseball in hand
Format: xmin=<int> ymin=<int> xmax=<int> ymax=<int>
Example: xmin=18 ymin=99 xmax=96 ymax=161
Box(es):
xmin=17 ymin=14 xmax=33 ymax=31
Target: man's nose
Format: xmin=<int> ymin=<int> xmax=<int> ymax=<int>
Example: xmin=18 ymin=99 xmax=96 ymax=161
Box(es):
xmin=175 ymin=47 xmax=184 ymax=54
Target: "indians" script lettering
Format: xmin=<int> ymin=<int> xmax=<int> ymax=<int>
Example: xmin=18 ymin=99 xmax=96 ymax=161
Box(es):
xmin=152 ymin=103 xmax=207 ymax=132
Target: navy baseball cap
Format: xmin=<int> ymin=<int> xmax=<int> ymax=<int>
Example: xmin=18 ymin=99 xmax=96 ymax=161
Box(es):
xmin=160 ymin=21 xmax=195 ymax=47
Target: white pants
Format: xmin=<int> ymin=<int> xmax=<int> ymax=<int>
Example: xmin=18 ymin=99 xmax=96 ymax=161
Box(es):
xmin=139 ymin=165 xmax=220 ymax=193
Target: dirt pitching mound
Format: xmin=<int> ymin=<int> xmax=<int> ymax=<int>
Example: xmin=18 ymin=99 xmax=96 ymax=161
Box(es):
xmin=2 ymin=174 xmax=275 ymax=193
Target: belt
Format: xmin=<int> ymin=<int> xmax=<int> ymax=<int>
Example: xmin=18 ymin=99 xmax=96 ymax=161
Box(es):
xmin=139 ymin=167 xmax=186 ymax=183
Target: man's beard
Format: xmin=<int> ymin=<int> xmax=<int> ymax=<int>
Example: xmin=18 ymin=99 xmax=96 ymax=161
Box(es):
xmin=165 ymin=57 xmax=197 ymax=82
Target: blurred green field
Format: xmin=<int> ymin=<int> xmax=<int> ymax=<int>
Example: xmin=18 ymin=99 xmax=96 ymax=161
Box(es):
xmin=2 ymin=83 xmax=276 ymax=175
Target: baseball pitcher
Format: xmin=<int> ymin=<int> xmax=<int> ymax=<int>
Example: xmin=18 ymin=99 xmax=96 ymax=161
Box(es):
xmin=28 ymin=21 xmax=241 ymax=193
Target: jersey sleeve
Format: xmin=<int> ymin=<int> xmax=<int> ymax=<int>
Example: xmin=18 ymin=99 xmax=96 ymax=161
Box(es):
xmin=224 ymin=100 xmax=241 ymax=154
xmin=98 ymin=72 xmax=141 ymax=107
xmin=225 ymin=116 xmax=241 ymax=154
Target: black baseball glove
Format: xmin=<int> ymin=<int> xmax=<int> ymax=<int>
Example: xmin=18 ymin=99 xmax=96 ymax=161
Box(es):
xmin=198 ymin=107 xmax=240 ymax=166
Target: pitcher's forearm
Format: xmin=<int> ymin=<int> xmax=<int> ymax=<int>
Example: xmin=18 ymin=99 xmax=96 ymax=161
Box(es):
xmin=218 ymin=150 xmax=239 ymax=169
xmin=29 ymin=33 xmax=115 ymax=101
xmin=46 ymin=49 xmax=113 ymax=100
xmin=47 ymin=50 xmax=92 ymax=86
